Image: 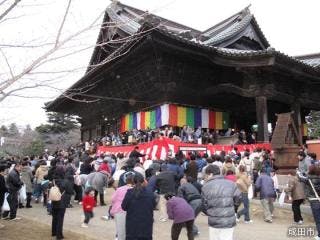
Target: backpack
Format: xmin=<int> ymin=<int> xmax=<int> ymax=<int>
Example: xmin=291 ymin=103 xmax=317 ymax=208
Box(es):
xmin=48 ymin=181 xmax=63 ymax=201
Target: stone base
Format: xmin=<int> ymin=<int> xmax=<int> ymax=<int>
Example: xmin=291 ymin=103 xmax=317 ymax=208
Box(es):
xmin=273 ymin=145 xmax=300 ymax=174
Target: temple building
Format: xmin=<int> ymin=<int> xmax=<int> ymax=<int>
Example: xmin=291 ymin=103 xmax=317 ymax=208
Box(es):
xmin=47 ymin=1 xmax=320 ymax=146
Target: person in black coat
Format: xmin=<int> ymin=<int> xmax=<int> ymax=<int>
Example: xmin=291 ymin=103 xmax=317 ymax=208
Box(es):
xmin=129 ymin=146 xmax=145 ymax=163
xmin=0 ymin=165 xmax=8 ymax=223
xmin=122 ymin=174 xmax=156 ymax=240
xmin=3 ymin=162 xmax=23 ymax=220
xmin=80 ymin=158 xmax=94 ymax=175
xmin=155 ymin=164 xmax=177 ymax=221
xmin=51 ymin=166 xmax=73 ymax=240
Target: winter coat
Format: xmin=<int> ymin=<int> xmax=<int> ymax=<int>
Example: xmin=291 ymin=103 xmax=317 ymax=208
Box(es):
xmin=239 ymin=157 xmax=254 ymax=174
xmin=35 ymin=165 xmax=48 ymax=184
xmin=65 ymin=164 xmax=76 ymax=178
xmin=167 ymin=163 xmax=184 ymax=179
xmin=255 ymin=174 xmax=276 ymax=199
xmin=129 ymin=150 xmax=145 ymax=160
xmin=285 ymin=175 xmax=306 ymax=201
xmin=86 ymin=172 xmax=108 ymax=194
xmin=196 ymin=158 xmax=207 ymax=172
xmin=7 ymin=168 xmax=23 ymax=193
xmin=166 ymin=196 xmax=195 ymax=223
xmin=236 ymin=173 xmax=251 ymax=193
xmin=20 ymin=166 xmax=33 ymax=193
xmin=110 ymin=185 xmax=132 ymax=216
xmin=305 ymin=174 xmax=320 ymax=202
xmin=0 ymin=174 xmax=7 ymax=203
xmin=82 ymin=194 xmax=96 ymax=212
xmin=80 ymin=163 xmax=94 ymax=175
xmin=122 ymin=187 xmax=156 ymax=239
xmin=298 ymin=158 xmax=312 ymax=175
xmin=202 ymin=175 xmax=241 ymax=228
xmin=155 ymin=171 xmax=176 ymax=194
xmin=177 ymin=182 xmax=201 ymax=203
xmin=222 ymin=162 xmax=236 ymax=175
xmin=51 ymin=178 xmax=73 ymax=209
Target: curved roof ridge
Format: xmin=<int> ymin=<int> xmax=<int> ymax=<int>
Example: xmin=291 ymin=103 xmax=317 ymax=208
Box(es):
xmin=201 ymin=5 xmax=251 ymax=36
xmin=202 ymin=13 xmax=253 ymax=45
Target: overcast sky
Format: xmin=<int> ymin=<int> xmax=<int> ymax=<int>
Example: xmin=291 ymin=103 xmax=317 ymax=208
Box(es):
xmin=0 ymin=0 xmax=319 ymax=129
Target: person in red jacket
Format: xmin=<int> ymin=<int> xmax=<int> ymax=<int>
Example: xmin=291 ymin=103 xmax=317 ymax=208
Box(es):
xmin=99 ymin=159 xmax=111 ymax=174
xmin=81 ymin=187 xmax=96 ymax=228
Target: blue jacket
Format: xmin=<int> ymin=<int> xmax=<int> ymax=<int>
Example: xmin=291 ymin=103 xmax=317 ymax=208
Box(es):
xmin=167 ymin=163 xmax=184 ymax=179
xmin=196 ymin=158 xmax=207 ymax=172
xmin=255 ymin=174 xmax=276 ymax=199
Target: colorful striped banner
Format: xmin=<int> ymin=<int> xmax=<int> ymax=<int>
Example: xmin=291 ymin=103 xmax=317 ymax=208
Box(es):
xmin=177 ymin=106 xmax=186 ymax=127
xmin=119 ymin=103 xmax=230 ymax=132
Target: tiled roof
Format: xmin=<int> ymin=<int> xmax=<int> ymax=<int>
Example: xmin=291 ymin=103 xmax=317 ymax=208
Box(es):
xmin=295 ymin=53 xmax=320 ymax=68
xmin=102 ymin=2 xmax=319 ymax=73
xmin=107 ymin=2 xmax=268 ymax=49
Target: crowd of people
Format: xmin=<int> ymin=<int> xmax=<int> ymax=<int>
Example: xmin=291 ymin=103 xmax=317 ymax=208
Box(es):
xmin=100 ymin=125 xmax=256 ymax=146
xmin=0 ymin=145 xmax=319 ymax=240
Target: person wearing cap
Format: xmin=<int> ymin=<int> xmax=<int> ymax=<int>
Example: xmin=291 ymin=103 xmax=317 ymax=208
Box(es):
xmin=202 ymin=165 xmax=241 ymax=240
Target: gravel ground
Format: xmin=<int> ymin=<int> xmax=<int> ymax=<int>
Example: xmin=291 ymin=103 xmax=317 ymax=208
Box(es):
xmin=0 ymin=188 xmax=316 ymax=240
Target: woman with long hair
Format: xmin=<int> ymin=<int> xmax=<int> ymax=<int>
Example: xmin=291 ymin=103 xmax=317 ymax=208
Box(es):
xmin=122 ymin=174 xmax=156 ymax=240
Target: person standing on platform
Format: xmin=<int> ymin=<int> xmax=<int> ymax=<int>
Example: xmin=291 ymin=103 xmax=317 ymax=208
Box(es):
xmin=129 ymin=146 xmax=145 ymax=164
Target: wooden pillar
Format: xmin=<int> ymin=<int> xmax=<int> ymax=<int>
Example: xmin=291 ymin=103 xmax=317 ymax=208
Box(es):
xmin=291 ymin=101 xmax=302 ymax=144
xmin=255 ymin=96 xmax=269 ymax=142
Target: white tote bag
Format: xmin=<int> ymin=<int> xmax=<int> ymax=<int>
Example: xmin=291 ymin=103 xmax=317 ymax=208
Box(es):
xmin=19 ymin=185 xmax=27 ymax=202
xmin=279 ymin=191 xmax=286 ymax=205
xmin=2 ymin=193 xmax=10 ymax=212
xmin=248 ymin=184 xmax=253 ymax=199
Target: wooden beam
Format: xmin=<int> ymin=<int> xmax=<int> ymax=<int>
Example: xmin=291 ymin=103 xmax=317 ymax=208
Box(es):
xmin=256 ymin=96 xmax=269 ymax=142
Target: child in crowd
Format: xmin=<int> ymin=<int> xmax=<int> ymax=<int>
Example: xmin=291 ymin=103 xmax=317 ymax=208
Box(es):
xmin=81 ymin=187 xmax=96 ymax=228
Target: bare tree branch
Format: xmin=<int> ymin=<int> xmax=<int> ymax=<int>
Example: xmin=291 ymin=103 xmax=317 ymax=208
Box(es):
xmin=0 ymin=48 xmax=14 ymax=79
xmin=0 ymin=0 xmax=21 ymax=22
xmin=55 ymin=0 xmax=72 ymax=47
xmin=0 ymin=0 xmax=9 ymax=6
